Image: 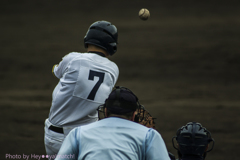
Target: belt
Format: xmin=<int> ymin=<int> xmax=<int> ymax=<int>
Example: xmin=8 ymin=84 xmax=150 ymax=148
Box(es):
xmin=49 ymin=125 xmax=64 ymax=134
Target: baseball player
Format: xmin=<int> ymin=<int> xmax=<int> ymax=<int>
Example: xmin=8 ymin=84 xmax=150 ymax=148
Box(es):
xmin=55 ymin=86 xmax=171 ymax=160
xmin=170 ymin=122 xmax=215 ymax=160
xmin=44 ymin=20 xmax=119 ymax=158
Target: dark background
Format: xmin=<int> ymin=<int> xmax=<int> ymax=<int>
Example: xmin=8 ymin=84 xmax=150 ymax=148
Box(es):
xmin=1 ymin=0 xmax=240 ymax=159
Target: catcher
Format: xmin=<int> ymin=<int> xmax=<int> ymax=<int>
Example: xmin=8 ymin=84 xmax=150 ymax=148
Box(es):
xmin=56 ymin=86 xmax=170 ymax=160
xmin=169 ymin=122 xmax=215 ymax=160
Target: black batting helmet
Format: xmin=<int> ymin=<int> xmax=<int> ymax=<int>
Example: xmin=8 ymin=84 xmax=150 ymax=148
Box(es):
xmin=84 ymin=20 xmax=118 ymax=56
xmin=172 ymin=122 xmax=214 ymax=158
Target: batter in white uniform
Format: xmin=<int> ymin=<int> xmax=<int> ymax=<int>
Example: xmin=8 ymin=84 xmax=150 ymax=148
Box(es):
xmin=44 ymin=20 xmax=119 ymax=158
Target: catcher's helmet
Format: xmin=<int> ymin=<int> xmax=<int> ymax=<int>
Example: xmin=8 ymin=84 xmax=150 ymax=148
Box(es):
xmin=172 ymin=122 xmax=214 ymax=158
xmin=84 ymin=20 xmax=118 ymax=56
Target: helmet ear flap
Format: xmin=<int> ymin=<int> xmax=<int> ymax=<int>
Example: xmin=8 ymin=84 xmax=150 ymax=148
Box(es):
xmin=108 ymin=42 xmax=117 ymax=55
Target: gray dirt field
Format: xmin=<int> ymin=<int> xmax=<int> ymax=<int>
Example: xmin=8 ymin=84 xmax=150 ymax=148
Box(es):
xmin=1 ymin=0 xmax=240 ymax=160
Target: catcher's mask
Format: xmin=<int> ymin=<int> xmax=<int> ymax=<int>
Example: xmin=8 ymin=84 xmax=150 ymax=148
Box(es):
xmin=97 ymin=86 xmax=146 ymax=123
xmin=172 ymin=122 xmax=214 ymax=158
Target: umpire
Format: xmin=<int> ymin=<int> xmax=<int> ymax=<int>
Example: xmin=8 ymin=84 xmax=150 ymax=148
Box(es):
xmin=55 ymin=86 xmax=171 ymax=160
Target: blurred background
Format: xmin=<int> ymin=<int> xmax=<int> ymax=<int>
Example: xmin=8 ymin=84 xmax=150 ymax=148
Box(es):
xmin=1 ymin=0 xmax=240 ymax=159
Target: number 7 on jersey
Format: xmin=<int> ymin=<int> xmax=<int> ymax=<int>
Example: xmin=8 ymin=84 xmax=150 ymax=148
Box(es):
xmin=87 ymin=70 xmax=105 ymax=100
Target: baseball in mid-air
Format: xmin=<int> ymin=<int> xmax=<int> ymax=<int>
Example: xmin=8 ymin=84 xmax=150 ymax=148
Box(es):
xmin=139 ymin=8 xmax=150 ymax=21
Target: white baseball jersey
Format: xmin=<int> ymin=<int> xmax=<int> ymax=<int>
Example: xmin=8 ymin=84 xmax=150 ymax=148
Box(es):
xmin=48 ymin=52 xmax=119 ymax=127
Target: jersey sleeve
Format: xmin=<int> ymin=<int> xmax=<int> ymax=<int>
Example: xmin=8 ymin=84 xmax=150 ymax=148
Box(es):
xmin=112 ymin=63 xmax=119 ymax=85
xmin=145 ymin=129 xmax=171 ymax=160
xmin=52 ymin=53 xmax=76 ymax=79
xmin=55 ymin=128 xmax=80 ymax=160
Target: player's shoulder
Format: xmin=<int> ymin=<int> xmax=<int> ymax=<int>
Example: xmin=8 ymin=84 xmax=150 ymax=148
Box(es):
xmin=101 ymin=57 xmax=119 ymax=74
xmin=131 ymin=121 xmax=161 ymax=137
xmin=63 ymin=52 xmax=81 ymax=59
xmin=113 ymin=117 xmax=154 ymax=132
xmin=60 ymin=52 xmax=82 ymax=63
xmin=107 ymin=59 xmax=118 ymax=68
xmin=134 ymin=122 xmax=157 ymax=133
xmin=105 ymin=59 xmax=119 ymax=74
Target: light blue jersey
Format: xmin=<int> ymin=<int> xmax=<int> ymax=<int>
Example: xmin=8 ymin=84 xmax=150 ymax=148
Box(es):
xmin=56 ymin=117 xmax=170 ymax=160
